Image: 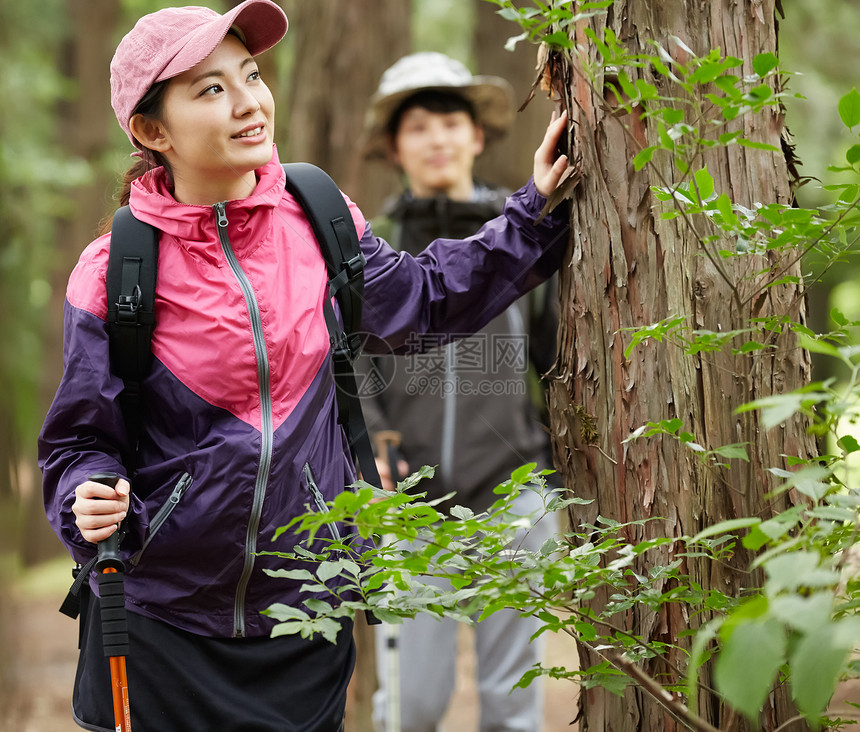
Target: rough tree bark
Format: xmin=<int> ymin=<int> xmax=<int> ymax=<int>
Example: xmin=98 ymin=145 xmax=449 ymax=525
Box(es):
xmin=547 ymin=2 xmax=816 ymax=730
xmin=27 ymin=0 xmax=122 ymax=567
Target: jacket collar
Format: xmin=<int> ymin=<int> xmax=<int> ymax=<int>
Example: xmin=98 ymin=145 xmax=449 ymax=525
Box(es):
xmin=127 ymin=146 xmax=285 ymax=262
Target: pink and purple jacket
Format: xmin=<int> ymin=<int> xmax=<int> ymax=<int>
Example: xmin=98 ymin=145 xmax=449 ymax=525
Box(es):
xmin=38 ymin=148 xmax=569 ymax=639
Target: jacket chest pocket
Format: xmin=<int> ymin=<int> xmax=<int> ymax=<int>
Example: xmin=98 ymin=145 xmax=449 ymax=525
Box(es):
xmin=131 ymin=472 xmax=192 ymax=566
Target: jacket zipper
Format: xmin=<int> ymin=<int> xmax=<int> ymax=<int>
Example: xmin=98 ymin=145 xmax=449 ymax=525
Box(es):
xmin=440 ymin=342 xmax=458 ymax=489
xmin=303 ymin=462 xmax=342 ymax=541
xmin=130 ymin=473 xmax=192 ymax=566
xmin=214 ymin=202 xmax=275 ymax=638
xmin=437 ymin=197 xmax=457 ymax=490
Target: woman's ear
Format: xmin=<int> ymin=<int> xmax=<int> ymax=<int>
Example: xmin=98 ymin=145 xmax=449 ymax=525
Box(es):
xmin=129 ymin=113 xmax=171 ymax=153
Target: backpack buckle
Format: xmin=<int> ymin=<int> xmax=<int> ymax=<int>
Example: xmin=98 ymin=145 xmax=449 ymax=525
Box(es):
xmin=330 ymin=330 xmax=361 ymax=362
xmin=116 ymin=284 xmax=142 ymax=323
xmin=343 ymin=253 xmax=366 ymax=281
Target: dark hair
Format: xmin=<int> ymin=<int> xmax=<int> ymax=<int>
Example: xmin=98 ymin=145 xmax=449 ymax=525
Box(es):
xmin=100 ymin=80 xmax=171 ymax=234
xmin=386 ymin=90 xmax=477 ymax=139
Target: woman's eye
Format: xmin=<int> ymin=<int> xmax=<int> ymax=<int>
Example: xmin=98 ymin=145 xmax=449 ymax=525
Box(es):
xmin=201 ymin=84 xmax=223 ymax=96
xmin=248 ymin=70 xmax=261 ymax=82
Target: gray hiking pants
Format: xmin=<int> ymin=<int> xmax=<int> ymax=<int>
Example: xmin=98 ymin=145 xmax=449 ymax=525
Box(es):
xmin=373 ymin=488 xmax=557 ymax=732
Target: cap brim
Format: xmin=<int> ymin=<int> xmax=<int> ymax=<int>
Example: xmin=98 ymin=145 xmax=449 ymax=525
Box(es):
xmin=157 ymin=0 xmax=288 ymax=83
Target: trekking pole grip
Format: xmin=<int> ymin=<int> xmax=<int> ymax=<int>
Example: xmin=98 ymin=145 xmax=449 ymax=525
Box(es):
xmin=90 ymin=472 xmax=131 ymax=658
xmin=91 ymin=472 xmax=123 ymax=571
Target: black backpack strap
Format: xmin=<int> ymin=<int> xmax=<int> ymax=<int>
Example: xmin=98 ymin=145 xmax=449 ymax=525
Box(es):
xmin=281 ymin=163 xmax=381 ymax=490
xmin=106 ymin=205 xmax=159 ymax=474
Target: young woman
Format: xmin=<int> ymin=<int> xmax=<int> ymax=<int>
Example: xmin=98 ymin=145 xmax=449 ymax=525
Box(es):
xmin=38 ymin=2 xmax=571 ymax=730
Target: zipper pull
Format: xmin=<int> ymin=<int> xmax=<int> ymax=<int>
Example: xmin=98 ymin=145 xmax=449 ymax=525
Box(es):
xmin=214 ymin=202 xmax=228 ymax=228
xmin=170 ymin=473 xmax=192 ymax=504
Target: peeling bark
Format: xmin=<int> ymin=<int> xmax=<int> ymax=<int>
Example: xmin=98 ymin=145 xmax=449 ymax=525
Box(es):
xmin=548 ymin=1 xmax=815 ymax=729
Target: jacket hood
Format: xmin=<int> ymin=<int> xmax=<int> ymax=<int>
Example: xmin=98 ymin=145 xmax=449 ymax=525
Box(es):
xmin=128 ymin=145 xmax=286 ymax=263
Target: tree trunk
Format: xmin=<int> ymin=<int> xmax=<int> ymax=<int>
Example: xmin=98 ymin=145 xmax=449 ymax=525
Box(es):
xmin=280 ymin=0 xmax=411 ymax=216
xmin=27 ymin=0 xmax=121 ymax=566
xmin=548 ymin=2 xmax=815 ymax=729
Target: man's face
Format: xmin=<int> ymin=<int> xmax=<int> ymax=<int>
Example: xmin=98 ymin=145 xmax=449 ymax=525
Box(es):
xmin=392 ymin=106 xmax=485 ymax=200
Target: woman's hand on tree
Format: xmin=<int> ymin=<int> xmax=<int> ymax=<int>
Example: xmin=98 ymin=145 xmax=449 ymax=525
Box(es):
xmin=533 ymin=110 xmax=570 ymax=198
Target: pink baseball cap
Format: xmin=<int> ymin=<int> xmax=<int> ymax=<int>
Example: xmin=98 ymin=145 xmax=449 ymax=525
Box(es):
xmin=110 ymin=0 xmax=288 ymax=147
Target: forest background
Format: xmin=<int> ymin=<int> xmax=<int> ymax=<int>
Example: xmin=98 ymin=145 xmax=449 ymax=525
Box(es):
xmin=0 ymin=0 xmax=858 ymax=728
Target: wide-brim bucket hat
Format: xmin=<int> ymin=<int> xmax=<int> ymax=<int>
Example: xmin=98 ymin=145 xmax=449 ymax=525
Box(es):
xmin=110 ymin=0 xmax=288 ymax=147
xmin=362 ymin=52 xmax=515 ymax=162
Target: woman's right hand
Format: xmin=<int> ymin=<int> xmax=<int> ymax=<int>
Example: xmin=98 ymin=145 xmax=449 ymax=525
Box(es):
xmin=533 ymin=110 xmax=570 ymax=198
xmin=73 ymin=477 xmax=131 ymax=544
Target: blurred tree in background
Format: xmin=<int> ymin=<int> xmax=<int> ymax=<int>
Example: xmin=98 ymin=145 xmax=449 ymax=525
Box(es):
xmin=780 ymin=0 xmax=860 ymax=359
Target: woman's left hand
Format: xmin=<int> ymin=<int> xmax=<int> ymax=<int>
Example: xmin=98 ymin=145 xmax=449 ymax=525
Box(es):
xmin=533 ymin=110 xmax=570 ymax=198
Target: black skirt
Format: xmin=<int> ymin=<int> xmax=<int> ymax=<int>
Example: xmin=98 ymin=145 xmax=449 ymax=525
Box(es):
xmin=73 ymin=590 xmax=353 ymax=732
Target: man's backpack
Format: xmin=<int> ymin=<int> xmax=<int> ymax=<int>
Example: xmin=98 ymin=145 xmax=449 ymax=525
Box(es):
xmin=106 ymin=162 xmax=380 ymax=489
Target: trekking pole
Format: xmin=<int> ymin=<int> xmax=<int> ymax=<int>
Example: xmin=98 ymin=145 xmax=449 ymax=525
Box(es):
xmin=90 ymin=472 xmax=133 ymax=732
xmin=374 ymin=431 xmax=402 ymax=732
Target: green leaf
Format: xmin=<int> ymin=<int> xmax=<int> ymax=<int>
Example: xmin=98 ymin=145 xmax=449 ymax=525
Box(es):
xmin=797 ymin=332 xmax=844 ymax=360
xmin=714 ymin=193 xmax=738 ymax=227
xmin=809 ymin=506 xmax=858 ymax=522
xmin=504 ymin=31 xmax=529 ymax=52
xmin=769 ymin=464 xmax=832 ymax=502
xmin=847 ymin=144 xmax=860 ymax=165
xmin=712 ymin=443 xmax=749 ymax=462
xmin=694 ymin=166 xmax=715 ymax=200
xmin=542 ymin=30 xmax=573 ymax=50
xmin=738 ymin=392 xmax=814 ymax=431
xmin=266 ymin=568 xmax=315 ymax=581
xmin=763 ymin=551 xmax=840 ymax=594
xmin=264 ymin=603 xmax=309 ymax=622
xmin=690 ymin=517 xmax=760 ymax=543
xmin=719 ymin=131 xmax=742 ymax=145
xmin=791 ymin=621 xmax=858 ymax=719
xmin=838 ymin=435 xmax=860 ymax=455
xmin=315 ymin=617 xmax=347 ymax=644
xmin=511 ymin=462 xmax=537 ymax=483
xmin=714 ymin=75 xmax=741 ymax=98
xmin=303 ymin=598 xmax=333 ymax=615
xmin=736 ymin=138 xmax=780 ymax=152
xmin=742 ymin=525 xmax=772 ymax=552
xmin=317 ymin=561 xmax=344 ymax=584
xmin=752 ymin=53 xmax=778 ymax=78
xmin=734 ymin=340 xmax=766 ymax=354
xmin=687 ymin=618 xmax=722 ymax=716
xmin=662 ymin=107 xmax=684 ymax=124
xmin=449 ymin=504 xmax=475 ymax=520
xmin=769 ymin=592 xmax=832 ymax=634
xmin=715 ymin=617 xmax=785 ymax=722
xmin=838 ymin=88 xmax=860 ymax=129
xmin=633 ymin=145 xmax=657 ymax=171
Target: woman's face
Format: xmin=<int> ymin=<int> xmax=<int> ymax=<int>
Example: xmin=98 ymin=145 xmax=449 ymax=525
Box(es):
xmin=139 ymin=33 xmax=276 ymax=205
